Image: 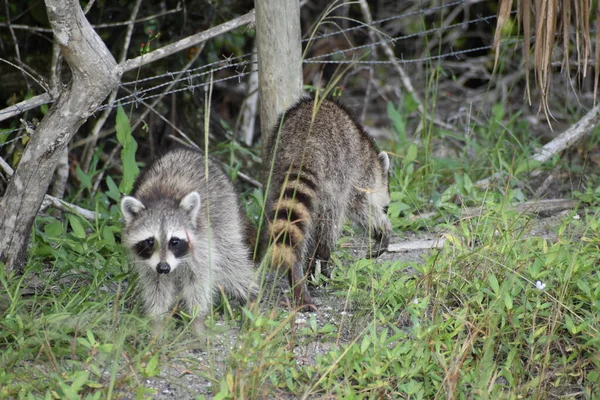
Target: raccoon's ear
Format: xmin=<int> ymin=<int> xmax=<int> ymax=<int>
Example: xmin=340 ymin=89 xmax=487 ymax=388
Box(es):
xmin=121 ymin=196 xmax=145 ymax=223
xmin=180 ymin=192 xmax=201 ymax=223
xmin=378 ymin=151 xmax=390 ymax=173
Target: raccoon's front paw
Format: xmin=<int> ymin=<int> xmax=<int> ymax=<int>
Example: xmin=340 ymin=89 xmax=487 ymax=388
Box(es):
xmin=366 ymin=230 xmax=390 ymax=258
xmin=191 ymin=317 xmax=206 ymax=337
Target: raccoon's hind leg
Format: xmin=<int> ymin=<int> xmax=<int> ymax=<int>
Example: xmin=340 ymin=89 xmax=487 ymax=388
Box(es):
xmin=307 ymin=222 xmax=336 ymax=279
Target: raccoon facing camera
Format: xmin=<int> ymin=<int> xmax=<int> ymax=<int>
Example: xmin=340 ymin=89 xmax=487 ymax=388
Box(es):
xmin=120 ymin=148 xmax=257 ymax=335
xmin=262 ymin=97 xmax=392 ymax=310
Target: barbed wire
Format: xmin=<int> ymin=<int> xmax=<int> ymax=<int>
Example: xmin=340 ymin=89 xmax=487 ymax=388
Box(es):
xmin=113 ymin=59 xmax=255 ymax=106
xmin=118 ymin=0 xmax=474 ymax=87
xmin=120 ymin=52 xmax=254 ymax=86
xmin=98 ymin=68 xmax=258 ymax=112
xmin=302 ymin=0 xmax=467 ymax=42
xmin=1 ymin=4 xmax=518 ymax=122
xmin=305 ymin=13 xmax=503 ymax=62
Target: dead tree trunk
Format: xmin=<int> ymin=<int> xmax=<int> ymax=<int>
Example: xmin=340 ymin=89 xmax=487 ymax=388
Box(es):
xmin=255 ymin=0 xmax=303 ymax=146
xmin=0 ymin=0 xmax=120 ymax=273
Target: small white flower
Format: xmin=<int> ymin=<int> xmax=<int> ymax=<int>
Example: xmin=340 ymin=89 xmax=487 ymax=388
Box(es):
xmin=535 ymin=280 xmax=546 ymax=290
xmin=573 ymin=214 xmax=580 ymax=220
xmin=413 ymin=298 xmax=419 ymax=304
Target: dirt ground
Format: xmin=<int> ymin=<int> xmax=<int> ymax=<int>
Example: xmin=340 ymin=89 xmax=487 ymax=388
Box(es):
xmin=118 ymin=202 xmax=585 ymax=399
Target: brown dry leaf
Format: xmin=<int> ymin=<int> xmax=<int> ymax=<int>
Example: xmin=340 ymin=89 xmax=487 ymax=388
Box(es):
xmin=493 ymin=0 xmax=514 ymax=71
xmin=493 ymin=0 xmax=596 ymax=119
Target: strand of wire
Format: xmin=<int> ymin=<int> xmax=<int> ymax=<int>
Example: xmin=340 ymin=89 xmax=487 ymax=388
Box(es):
xmin=98 ymin=68 xmax=257 ymax=112
xmin=119 ymin=0 xmax=469 ymax=87
xmin=111 ymin=13 xmax=510 ymax=107
xmin=120 ymin=52 xmax=254 ymax=86
xmin=306 ymin=12 xmax=504 ymax=62
xmin=113 ymin=59 xmax=255 ymax=105
xmin=103 ymin=36 xmax=524 ymax=112
xmin=302 ymin=0 xmax=467 ymax=42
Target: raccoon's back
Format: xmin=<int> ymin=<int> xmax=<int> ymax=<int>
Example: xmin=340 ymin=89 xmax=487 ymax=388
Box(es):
xmin=133 ymin=148 xmax=223 ymax=203
xmin=267 ymin=99 xmax=379 ymax=179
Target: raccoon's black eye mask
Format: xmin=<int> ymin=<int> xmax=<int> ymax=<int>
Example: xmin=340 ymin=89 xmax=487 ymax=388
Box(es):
xmin=169 ymin=237 xmax=189 ymax=258
xmin=134 ymin=238 xmax=155 ymax=259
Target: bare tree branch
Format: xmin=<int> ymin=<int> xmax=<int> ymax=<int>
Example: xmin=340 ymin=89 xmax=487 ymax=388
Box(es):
xmin=0 ymin=10 xmax=256 ymax=123
xmin=0 ymin=0 xmax=120 ymax=272
xmin=531 ymin=103 xmax=600 ymax=163
xmin=121 ymin=10 xmax=255 ymax=73
xmin=475 ymin=104 xmax=600 ymax=188
xmin=0 ymin=156 xmax=97 ymax=220
xmin=82 ymin=0 xmax=143 ymax=171
xmin=0 ymin=93 xmax=52 ymax=123
xmin=0 ymin=5 xmax=182 ymax=32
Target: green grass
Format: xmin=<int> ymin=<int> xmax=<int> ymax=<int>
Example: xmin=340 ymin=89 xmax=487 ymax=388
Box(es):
xmin=2 ymin=102 xmax=600 ymax=399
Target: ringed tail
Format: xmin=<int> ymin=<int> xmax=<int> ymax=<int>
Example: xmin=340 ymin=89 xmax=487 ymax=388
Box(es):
xmin=268 ymin=166 xmax=317 ymax=271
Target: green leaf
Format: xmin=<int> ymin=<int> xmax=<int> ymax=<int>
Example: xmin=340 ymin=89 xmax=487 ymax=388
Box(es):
xmin=76 ymin=166 xmax=92 ymax=190
xmin=387 ymin=102 xmax=406 ymax=142
xmin=503 ymin=291 xmax=513 ymax=310
xmin=105 ymin=175 xmax=121 ymax=202
xmin=404 ymin=143 xmax=418 ymax=166
xmin=102 ymin=226 xmax=116 ymax=247
xmin=68 ymin=215 xmax=86 ymax=239
xmin=144 ymin=353 xmax=159 ymax=377
xmin=70 ymin=370 xmax=89 ymax=393
xmin=463 ymin=174 xmax=473 ymax=193
xmin=360 ymin=335 xmax=371 ymax=354
xmin=115 ymin=106 xmax=139 ymax=194
xmin=489 ymin=274 xmax=500 ymax=295
xmin=44 ymin=220 xmax=64 ymax=237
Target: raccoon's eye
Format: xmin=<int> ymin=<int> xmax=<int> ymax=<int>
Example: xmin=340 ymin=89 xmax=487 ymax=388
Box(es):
xmin=383 ymin=206 xmax=389 ymax=215
xmin=168 ymin=237 xmax=189 ymax=257
xmin=133 ymin=237 xmax=155 ymax=259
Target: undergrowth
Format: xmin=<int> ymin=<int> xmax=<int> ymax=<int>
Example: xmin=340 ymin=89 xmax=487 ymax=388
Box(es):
xmin=1 ymin=99 xmax=600 ymax=399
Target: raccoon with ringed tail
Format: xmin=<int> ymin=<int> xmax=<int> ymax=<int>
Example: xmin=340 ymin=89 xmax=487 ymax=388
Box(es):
xmin=120 ymin=148 xmax=257 ymax=334
xmin=263 ymin=97 xmax=392 ymax=310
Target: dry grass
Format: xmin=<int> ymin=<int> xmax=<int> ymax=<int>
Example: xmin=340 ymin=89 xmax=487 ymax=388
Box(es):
xmin=494 ymin=0 xmax=595 ymax=118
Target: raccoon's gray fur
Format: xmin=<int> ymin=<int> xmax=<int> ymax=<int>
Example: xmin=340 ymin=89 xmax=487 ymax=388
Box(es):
xmin=263 ymin=98 xmax=391 ymax=309
xmin=120 ymin=148 xmax=257 ymax=333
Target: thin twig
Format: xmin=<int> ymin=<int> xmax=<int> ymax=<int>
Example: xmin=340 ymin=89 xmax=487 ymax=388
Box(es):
xmin=4 ymin=0 xmax=30 ymax=92
xmin=92 ymin=6 xmax=182 ymax=28
xmin=411 ymin=198 xmax=579 ymax=222
xmin=0 ymin=156 xmax=98 ymax=221
xmin=40 ymin=195 xmax=97 ymax=221
xmin=0 ymin=57 xmax=48 ymax=93
xmin=356 ymin=0 xmax=454 ymax=132
xmin=120 ymin=10 xmax=255 ymax=73
xmin=83 ymin=0 xmax=96 ymax=14
xmin=0 ymin=6 xmax=182 ymax=32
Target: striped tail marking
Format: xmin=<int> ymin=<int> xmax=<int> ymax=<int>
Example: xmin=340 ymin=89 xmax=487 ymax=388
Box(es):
xmin=268 ymin=168 xmax=317 ymax=269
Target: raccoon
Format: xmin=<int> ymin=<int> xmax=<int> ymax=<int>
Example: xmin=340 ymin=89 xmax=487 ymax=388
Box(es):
xmin=120 ymin=148 xmax=257 ymax=334
xmin=263 ymin=97 xmax=392 ymax=309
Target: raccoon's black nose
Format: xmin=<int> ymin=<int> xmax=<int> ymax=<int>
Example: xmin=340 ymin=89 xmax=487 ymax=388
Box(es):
xmin=156 ymin=262 xmax=171 ymax=274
